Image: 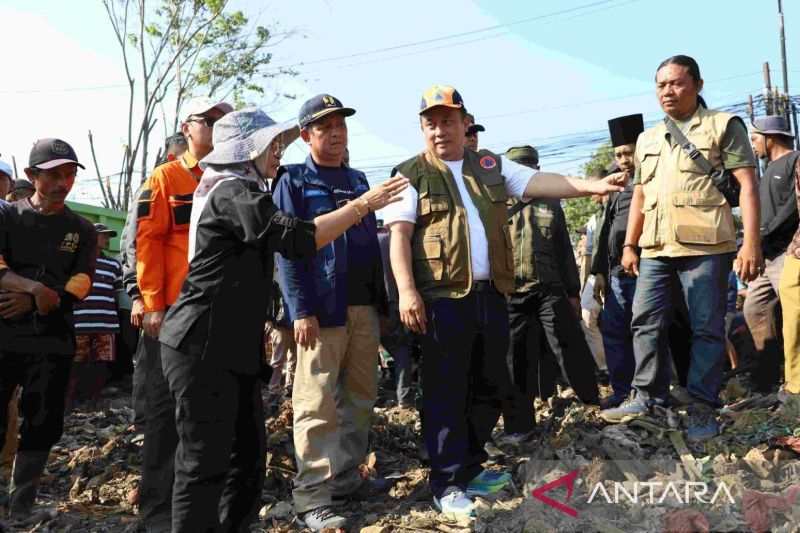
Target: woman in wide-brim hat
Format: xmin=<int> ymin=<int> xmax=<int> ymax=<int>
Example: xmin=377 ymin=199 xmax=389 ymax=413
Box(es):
xmin=157 ymin=107 xmax=407 ymax=532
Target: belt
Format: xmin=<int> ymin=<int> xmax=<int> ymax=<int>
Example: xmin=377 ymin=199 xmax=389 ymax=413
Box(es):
xmin=471 ymin=280 xmax=493 ymax=292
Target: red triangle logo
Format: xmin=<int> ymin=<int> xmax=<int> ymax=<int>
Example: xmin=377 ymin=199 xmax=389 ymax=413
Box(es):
xmin=531 ymin=469 xmax=579 ymax=517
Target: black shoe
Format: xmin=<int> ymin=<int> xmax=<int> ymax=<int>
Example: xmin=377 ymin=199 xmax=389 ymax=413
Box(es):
xmin=8 ymin=451 xmax=50 ymax=519
xmin=331 ymin=477 xmax=397 ymax=504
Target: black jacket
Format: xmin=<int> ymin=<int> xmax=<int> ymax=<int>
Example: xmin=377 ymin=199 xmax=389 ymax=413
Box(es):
xmin=160 ymin=172 xmax=316 ymax=375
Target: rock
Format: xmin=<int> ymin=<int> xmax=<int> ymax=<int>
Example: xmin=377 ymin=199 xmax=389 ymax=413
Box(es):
xmin=127 ymin=485 xmax=139 ymax=506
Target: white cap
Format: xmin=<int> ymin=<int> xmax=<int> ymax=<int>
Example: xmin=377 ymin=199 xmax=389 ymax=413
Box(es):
xmin=181 ymin=97 xmax=233 ymax=123
xmin=0 ymin=160 xmax=12 ymax=179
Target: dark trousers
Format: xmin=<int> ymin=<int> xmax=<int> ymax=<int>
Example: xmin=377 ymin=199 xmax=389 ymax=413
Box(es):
xmin=381 ymin=306 xmax=414 ymax=405
xmin=161 ymin=329 xmax=266 ymax=533
xmin=110 ymin=309 xmax=138 ymax=379
xmin=601 ymin=275 xmax=638 ymax=401
xmin=503 ymin=304 xmax=560 ymax=434
xmin=632 ymin=254 xmax=732 ymax=405
xmin=138 ymin=333 xmax=177 ymax=531
xmin=131 ymin=332 xmax=147 ymax=432
xmin=0 ymin=351 xmax=72 ymax=453
xmin=421 ymin=286 xmax=510 ymax=499
xmin=504 ymin=286 xmax=600 ymax=420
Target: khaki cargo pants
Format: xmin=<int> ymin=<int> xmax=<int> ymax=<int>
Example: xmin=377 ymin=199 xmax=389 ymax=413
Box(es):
xmin=292 ymin=306 xmax=379 ymax=513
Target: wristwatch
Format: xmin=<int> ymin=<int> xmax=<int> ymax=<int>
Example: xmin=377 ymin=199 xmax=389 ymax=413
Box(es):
xmin=621 ymin=243 xmax=637 ymax=252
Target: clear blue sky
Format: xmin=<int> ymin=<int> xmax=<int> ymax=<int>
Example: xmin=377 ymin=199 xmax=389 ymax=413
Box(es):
xmin=0 ymin=0 xmax=798 ymax=205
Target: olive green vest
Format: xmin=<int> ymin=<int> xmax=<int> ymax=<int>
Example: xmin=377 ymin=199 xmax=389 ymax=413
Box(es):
xmin=636 ymin=107 xmax=739 ymax=258
xmin=393 ymin=149 xmax=515 ymax=300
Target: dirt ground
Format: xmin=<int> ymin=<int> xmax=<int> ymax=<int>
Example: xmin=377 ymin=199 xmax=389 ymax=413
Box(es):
xmin=0 ymin=363 xmax=798 ymax=532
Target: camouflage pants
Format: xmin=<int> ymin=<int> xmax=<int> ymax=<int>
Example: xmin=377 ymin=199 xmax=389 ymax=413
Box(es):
xmin=292 ymin=305 xmax=379 ymax=513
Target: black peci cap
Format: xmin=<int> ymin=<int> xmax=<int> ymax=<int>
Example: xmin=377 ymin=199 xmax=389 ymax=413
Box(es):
xmin=607 ymin=114 xmax=644 ymax=148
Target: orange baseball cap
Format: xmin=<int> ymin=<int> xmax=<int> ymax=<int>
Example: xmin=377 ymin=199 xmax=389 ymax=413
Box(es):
xmin=419 ymin=85 xmax=465 ymax=115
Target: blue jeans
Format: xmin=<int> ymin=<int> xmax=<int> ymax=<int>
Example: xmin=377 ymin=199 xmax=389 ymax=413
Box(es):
xmin=631 ymin=254 xmax=732 ymax=405
xmin=601 ymin=275 xmax=637 ymax=401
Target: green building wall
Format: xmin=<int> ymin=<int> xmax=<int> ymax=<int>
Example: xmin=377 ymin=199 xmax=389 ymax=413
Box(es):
xmin=66 ymin=201 xmax=127 ymax=254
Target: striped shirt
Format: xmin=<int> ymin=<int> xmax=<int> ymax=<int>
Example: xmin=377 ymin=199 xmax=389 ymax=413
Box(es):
xmin=73 ymin=253 xmax=123 ymax=334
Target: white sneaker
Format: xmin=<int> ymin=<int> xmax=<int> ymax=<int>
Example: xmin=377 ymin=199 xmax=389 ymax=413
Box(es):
xmin=296 ymin=505 xmax=347 ymax=531
xmin=434 ymin=490 xmax=475 ymax=517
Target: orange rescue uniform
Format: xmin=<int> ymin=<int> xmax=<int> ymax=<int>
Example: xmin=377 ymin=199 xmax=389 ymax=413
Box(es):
xmin=135 ymin=151 xmax=202 ymax=312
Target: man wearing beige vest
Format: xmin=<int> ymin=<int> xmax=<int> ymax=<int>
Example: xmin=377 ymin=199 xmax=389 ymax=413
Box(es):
xmin=383 ymin=85 xmax=625 ymax=517
xmin=601 ymin=55 xmax=763 ymax=442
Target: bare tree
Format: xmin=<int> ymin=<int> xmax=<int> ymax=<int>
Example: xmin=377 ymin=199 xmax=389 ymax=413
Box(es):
xmin=96 ymin=0 xmax=296 ymax=211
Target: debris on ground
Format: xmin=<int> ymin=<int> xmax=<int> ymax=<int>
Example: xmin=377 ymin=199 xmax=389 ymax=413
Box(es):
xmin=0 ymin=364 xmax=797 ymax=532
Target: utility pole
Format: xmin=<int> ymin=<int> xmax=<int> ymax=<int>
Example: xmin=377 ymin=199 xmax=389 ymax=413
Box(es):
xmin=763 ymin=62 xmax=773 ymax=115
xmin=778 ymin=0 xmax=789 ymax=94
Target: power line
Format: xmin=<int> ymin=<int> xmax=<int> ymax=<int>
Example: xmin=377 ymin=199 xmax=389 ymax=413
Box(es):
xmin=264 ymin=0 xmax=638 ymax=73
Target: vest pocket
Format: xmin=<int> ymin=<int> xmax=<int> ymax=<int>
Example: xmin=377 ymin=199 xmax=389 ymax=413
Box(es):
xmin=413 ymin=236 xmax=444 ymax=281
xmin=638 ymin=195 xmax=660 ymax=248
xmin=669 ymin=192 xmax=734 ymax=245
xmin=639 ymin=149 xmax=660 ymax=185
xmin=417 ymin=190 xmax=449 ymax=218
xmin=169 ymin=194 xmax=193 ymax=228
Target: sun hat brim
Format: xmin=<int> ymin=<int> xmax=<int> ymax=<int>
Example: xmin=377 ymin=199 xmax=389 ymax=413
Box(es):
xmin=200 ymin=121 xmax=300 ymax=169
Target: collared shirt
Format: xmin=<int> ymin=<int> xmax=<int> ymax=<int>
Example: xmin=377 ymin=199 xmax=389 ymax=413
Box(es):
xmin=135 ymin=151 xmax=201 ymax=312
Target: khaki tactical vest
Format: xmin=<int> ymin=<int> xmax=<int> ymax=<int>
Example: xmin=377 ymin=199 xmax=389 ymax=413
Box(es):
xmin=393 ymin=149 xmax=515 ymax=300
xmin=636 ymin=107 xmax=739 ymax=258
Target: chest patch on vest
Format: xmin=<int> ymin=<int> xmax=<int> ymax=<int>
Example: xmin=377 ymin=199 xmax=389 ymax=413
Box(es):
xmin=479 ymin=156 xmax=497 ymax=169
xmin=304 ymin=189 xmax=328 ymax=198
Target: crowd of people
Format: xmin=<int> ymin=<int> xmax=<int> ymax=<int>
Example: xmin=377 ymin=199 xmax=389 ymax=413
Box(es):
xmin=0 ymin=53 xmax=799 ymax=532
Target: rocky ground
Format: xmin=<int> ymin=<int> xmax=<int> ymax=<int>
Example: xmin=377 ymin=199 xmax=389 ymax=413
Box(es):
xmin=0 ymin=364 xmax=799 ymax=532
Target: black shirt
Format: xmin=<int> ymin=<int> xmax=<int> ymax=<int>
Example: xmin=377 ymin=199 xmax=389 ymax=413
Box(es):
xmin=592 ymin=182 xmax=637 ymax=279
xmin=159 ymin=172 xmax=316 ymax=375
xmin=316 ymin=165 xmax=381 ymax=306
xmin=0 ymin=199 xmax=97 ymax=355
xmin=759 ymin=151 xmax=800 ymax=258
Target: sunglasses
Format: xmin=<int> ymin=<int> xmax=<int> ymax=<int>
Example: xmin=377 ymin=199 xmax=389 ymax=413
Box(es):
xmin=186 ymin=116 xmax=218 ymax=128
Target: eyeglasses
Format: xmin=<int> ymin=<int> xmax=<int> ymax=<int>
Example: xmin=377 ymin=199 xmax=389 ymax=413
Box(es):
xmin=270 ymin=137 xmax=285 ymax=158
xmin=186 ymin=116 xmax=218 ymax=128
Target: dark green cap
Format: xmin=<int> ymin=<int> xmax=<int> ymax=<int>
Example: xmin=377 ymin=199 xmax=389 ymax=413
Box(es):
xmin=506 ymin=145 xmax=539 ymax=168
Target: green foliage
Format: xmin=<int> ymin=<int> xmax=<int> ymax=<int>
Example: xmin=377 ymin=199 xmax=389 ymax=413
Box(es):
xmin=563 ymin=196 xmax=601 ymax=243
xmin=562 ymin=141 xmax=614 ymax=245
xmin=101 ymin=0 xmax=297 ymax=210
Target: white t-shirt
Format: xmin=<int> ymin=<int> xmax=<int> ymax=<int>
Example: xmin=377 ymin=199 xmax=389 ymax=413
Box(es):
xmin=585 ymin=214 xmax=597 ymax=257
xmin=382 ymin=155 xmax=536 ymax=280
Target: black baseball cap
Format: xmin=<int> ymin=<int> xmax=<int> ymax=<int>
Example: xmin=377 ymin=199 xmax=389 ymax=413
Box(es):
xmin=28 ymin=138 xmax=85 ymax=170
xmin=93 ymin=223 xmax=118 ymax=237
xmin=298 ymin=94 xmax=356 ymax=129
xmin=13 ymin=179 xmax=35 ymax=191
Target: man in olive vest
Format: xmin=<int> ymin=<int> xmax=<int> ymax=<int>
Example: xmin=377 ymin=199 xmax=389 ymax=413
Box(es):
xmin=382 ymin=85 xmax=625 ymax=516
xmin=745 ymin=116 xmax=799 ymax=391
xmin=500 ymin=145 xmax=599 ymax=445
xmin=602 ymin=55 xmax=763 ymax=442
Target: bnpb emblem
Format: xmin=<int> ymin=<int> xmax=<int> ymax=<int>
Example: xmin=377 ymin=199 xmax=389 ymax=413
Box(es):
xmin=479 ymin=156 xmax=496 ymax=169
